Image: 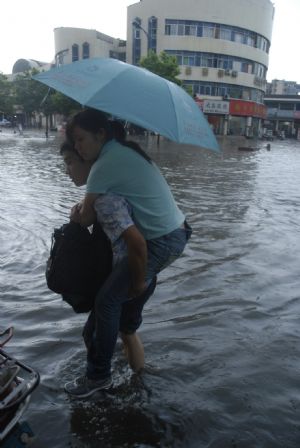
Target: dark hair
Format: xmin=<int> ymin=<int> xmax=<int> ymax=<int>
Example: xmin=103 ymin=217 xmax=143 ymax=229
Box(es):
xmin=110 ymin=120 xmax=126 ymax=141
xmin=66 ymin=108 xmax=152 ymax=163
xmin=66 ymin=109 xmax=112 ymax=142
xmin=60 ymin=140 xmax=84 ymax=161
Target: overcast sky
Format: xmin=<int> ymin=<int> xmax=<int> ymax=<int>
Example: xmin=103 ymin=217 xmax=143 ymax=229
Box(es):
xmin=1 ymin=0 xmax=298 ymax=82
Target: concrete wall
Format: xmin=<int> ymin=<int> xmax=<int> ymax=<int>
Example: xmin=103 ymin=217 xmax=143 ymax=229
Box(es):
xmin=54 ymin=27 xmax=125 ymax=66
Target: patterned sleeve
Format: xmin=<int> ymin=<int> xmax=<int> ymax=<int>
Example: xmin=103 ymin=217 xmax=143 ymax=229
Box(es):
xmin=94 ymin=193 xmax=134 ymax=244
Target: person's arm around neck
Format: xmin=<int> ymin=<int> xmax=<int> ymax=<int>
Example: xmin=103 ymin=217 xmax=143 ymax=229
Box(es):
xmin=70 ymin=193 xmax=98 ymax=227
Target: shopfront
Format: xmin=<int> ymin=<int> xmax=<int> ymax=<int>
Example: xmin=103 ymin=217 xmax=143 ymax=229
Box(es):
xmin=195 ymin=96 xmax=266 ymax=136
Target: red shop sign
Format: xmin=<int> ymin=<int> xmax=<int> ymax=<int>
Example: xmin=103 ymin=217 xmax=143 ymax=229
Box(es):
xmin=229 ymin=99 xmax=266 ymax=118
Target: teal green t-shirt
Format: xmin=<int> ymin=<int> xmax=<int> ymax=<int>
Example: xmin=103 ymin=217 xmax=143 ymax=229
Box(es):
xmin=86 ymin=139 xmax=184 ymax=240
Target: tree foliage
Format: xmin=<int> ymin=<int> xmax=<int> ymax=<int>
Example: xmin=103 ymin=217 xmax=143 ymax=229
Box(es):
xmin=49 ymin=91 xmax=80 ymax=116
xmin=0 ymin=74 xmax=14 ymax=115
xmin=139 ymin=51 xmax=182 ymax=86
xmin=0 ymin=68 xmax=81 ymax=122
xmin=13 ymin=69 xmax=50 ymax=116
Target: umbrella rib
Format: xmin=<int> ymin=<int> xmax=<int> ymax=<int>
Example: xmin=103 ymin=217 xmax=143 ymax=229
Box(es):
xmin=166 ymin=82 xmax=181 ymax=141
xmin=86 ymin=66 xmax=130 ymax=105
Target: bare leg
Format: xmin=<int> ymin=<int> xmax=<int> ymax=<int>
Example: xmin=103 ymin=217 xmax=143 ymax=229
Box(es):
xmin=121 ymin=332 xmax=144 ymax=373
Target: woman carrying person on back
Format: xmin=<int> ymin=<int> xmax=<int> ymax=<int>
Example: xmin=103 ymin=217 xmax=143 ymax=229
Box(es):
xmin=60 ymin=139 xmax=156 ymax=377
xmin=64 ymin=109 xmax=192 ymax=398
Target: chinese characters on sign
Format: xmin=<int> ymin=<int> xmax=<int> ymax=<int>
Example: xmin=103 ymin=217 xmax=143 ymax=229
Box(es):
xmin=194 ymin=98 xmax=266 ymax=118
xmin=203 ymin=100 xmax=230 ymax=115
xmin=229 ymin=99 xmax=266 ymax=118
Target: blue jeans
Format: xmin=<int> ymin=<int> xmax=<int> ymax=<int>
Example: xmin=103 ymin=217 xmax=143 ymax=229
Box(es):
xmin=83 ymin=275 xmax=157 ymax=348
xmin=86 ymin=221 xmax=192 ymax=380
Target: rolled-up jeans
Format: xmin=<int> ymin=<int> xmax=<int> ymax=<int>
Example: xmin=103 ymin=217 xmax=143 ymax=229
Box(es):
xmin=86 ymin=221 xmax=192 ymax=380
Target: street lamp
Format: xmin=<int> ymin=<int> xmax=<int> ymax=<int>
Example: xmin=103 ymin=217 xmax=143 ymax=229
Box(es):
xmin=55 ymin=48 xmax=69 ymax=67
xmin=132 ymin=20 xmax=150 ymax=55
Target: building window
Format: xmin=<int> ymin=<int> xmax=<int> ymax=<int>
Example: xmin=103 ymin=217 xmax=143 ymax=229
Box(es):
xmin=165 ymin=19 xmax=270 ymax=54
xmin=165 ymin=50 xmax=265 ymax=77
xmin=234 ymin=31 xmax=244 ymax=44
xmin=220 ymin=27 xmax=231 ymax=41
xmin=246 ymin=35 xmax=255 ymax=46
xmin=178 ymin=24 xmax=185 ymax=35
xmin=185 ymin=24 xmax=197 ymax=36
xmin=82 ymin=42 xmax=90 ymax=59
xmin=183 ymin=80 xmax=264 ymax=103
xmin=72 ymin=44 xmax=79 ymax=62
xmin=241 ymin=62 xmax=253 ymax=73
xmin=279 ymin=102 xmax=294 ymax=110
xmin=202 ymin=24 xmax=215 ymax=38
xmin=148 ymin=16 xmax=157 ymax=53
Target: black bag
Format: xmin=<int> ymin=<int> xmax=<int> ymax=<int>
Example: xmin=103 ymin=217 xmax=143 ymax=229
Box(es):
xmin=46 ymin=221 xmax=112 ymax=313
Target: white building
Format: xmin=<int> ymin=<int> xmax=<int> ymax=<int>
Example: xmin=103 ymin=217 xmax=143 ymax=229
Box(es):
xmin=266 ymin=80 xmax=300 ymax=96
xmin=12 ymin=59 xmax=51 ymax=75
xmin=54 ymin=27 xmax=126 ymax=66
xmin=127 ymin=0 xmax=275 ymax=136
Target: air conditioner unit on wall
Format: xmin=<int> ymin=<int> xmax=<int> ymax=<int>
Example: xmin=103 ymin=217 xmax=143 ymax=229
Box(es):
xmin=231 ymin=70 xmax=238 ymax=77
xmin=218 ymin=69 xmax=224 ymax=78
xmin=225 ymin=69 xmax=231 ymax=76
xmin=185 ymin=66 xmax=192 ymax=75
xmin=202 ymin=67 xmax=209 ymax=76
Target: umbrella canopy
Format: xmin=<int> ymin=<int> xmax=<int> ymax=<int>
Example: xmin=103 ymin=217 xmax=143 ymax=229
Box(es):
xmin=33 ymin=57 xmax=219 ymax=152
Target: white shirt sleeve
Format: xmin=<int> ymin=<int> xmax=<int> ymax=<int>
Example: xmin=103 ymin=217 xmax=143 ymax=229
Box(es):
xmin=94 ymin=193 xmax=134 ymax=244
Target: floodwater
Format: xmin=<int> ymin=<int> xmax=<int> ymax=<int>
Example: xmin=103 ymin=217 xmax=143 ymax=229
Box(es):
xmin=1 ymin=130 xmax=300 ymax=448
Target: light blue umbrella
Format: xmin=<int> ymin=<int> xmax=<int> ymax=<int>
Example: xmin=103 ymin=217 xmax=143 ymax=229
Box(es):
xmin=33 ymin=57 xmax=219 ymax=152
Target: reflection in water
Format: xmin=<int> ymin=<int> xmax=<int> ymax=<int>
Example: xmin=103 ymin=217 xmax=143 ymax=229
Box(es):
xmin=1 ymin=132 xmax=300 ymax=447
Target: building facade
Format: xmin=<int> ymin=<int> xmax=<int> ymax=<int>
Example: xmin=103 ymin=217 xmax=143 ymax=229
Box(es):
xmin=127 ymin=0 xmax=275 ymax=136
xmin=54 ymin=27 xmax=126 ymax=67
xmin=264 ymin=95 xmax=300 ymax=138
xmin=12 ymin=59 xmax=50 ymax=75
xmin=266 ymin=80 xmax=300 ymax=96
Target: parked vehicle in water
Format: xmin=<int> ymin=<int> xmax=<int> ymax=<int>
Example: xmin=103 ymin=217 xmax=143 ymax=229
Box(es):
xmin=0 ymin=119 xmax=12 ymax=127
xmin=262 ymin=129 xmax=274 ymax=141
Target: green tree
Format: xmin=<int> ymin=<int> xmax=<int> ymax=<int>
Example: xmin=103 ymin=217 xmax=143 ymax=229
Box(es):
xmin=0 ymin=73 xmax=14 ymax=116
xmin=13 ymin=69 xmax=49 ymax=124
xmin=39 ymin=90 xmax=80 ymax=135
xmin=50 ymin=91 xmax=80 ymax=116
xmin=13 ymin=69 xmax=81 ymax=125
xmin=139 ymin=51 xmax=182 ymax=86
